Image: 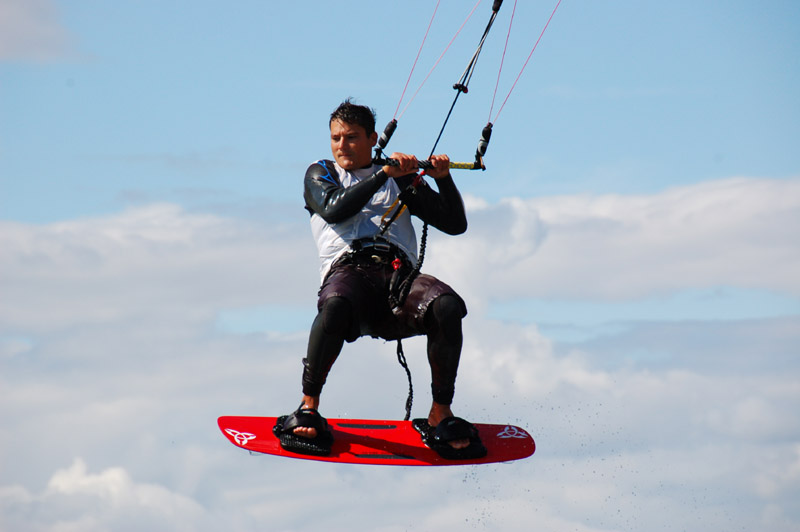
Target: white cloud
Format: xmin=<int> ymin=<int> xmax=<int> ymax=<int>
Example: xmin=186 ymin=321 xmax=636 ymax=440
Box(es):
xmin=0 ymin=203 xmax=318 ymax=335
xmin=0 ymin=458 xmax=219 ymax=532
xmin=0 ymin=0 xmax=73 ymax=61
xmin=2 ymin=178 xmax=796 ymax=339
xmin=427 ymin=176 xmax=800 ymax=302
xmin=753 ymin=444 xmax=800 ymax=499
xmin=1 ymin=178 xmax=799 ymax=531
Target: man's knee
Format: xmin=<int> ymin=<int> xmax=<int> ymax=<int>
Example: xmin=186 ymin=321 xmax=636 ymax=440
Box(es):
xmin=425 ymin=295 xmax=464 ymax=344
xmin=430 ymin=294 xmax=463 ymax=327
xmin=320 ymin=296 xmax=353 ymax=335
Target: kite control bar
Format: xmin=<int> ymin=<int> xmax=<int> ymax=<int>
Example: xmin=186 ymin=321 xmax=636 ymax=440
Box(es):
xmin=373 ymin=123 xmax=493 ymax=171
xmin=374 ymin=157 xmax=484 ymax=171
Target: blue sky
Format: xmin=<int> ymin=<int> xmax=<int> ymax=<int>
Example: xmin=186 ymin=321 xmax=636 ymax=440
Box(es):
xmin=2 ymin=1 xmax=800 ymax=531
xmin=4 ymin=0 xmax=798 ymax=222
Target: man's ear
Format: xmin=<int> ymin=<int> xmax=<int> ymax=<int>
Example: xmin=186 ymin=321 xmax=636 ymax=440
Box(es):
xmin=369 ymin=131 xmax=378 ymax=147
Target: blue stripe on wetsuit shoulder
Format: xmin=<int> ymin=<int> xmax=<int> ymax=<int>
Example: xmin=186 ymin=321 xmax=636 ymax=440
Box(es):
xmin=315 ymin=160 xmax=338 ymax=184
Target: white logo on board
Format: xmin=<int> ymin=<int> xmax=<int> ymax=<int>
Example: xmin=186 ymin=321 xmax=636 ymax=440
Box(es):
xmin=497 ymin=426 xmax=528 ymax=439
xmin=225 ymin=428 xmax=256 ymax=446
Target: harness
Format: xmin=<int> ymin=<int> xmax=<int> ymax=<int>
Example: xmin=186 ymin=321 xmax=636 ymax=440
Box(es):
xmin=339 ymin=238 xmax=414 ymax=311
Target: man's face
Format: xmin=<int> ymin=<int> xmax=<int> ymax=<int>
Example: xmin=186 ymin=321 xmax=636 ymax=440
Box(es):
xmin=330 ymin=119 xmax=377 ymax=170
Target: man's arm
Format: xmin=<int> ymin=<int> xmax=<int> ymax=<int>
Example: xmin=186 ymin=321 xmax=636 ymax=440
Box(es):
xmin=399 ymin=154 xmax=467 ymax=235
xmin=401 ymin=174 xmax=468 ymax=235
xmin=303 ymin=161 xmax=389 ymax=223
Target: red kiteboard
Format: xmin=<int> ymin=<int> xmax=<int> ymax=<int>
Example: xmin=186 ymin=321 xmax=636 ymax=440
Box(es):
xmin=217 ymin=415 xmax=535 ymax=466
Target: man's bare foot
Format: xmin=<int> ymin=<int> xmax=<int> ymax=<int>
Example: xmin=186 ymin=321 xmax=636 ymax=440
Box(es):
xmin=293 ymin=395 xmax=320 ymax=439
xmin=428 ymin=402 xmax=470 ymax=450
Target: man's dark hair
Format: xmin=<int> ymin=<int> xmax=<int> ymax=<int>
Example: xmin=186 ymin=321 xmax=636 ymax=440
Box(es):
xmin=330 ymin=98 xmax=376 ymax=137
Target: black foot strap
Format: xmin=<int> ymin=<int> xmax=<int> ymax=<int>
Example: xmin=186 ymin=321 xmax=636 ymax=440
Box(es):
xmin=273 ymin=406 xmax=333 ymax=457
xmin=412 ymin=417 xmax=487 ymax=460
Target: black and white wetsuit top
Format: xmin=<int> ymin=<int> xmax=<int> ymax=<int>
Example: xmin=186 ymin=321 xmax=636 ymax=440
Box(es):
xmin=304 ymin=159 xmax=468 ymax=282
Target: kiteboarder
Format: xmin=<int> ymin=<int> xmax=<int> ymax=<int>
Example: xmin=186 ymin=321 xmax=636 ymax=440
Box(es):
xmin=274 ymin=99 xmax=486 ymax=459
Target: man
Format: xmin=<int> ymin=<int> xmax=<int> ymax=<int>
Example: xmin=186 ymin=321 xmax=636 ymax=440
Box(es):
xmin=274 ymin=99 xmax=485 ymax=459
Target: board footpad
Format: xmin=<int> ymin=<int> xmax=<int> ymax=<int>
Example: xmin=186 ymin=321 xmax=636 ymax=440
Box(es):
xmin=273 ymin=416 xmax=333 ymax=456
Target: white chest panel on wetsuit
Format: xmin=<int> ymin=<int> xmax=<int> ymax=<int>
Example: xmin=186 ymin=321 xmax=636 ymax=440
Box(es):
xmin=310 ymin=162 xmax=419 ymax=282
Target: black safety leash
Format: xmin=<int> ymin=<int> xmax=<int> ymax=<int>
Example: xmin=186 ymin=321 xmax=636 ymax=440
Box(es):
xmin=380 ymin=0 xmax=564 ymax=419
xmin=375 ymin=1 xmax=505 ymax=420
xmin=376 ymin=0 xmax=503 ymax=272
xmin=396 ymin=341 xmax=414 ymax=421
